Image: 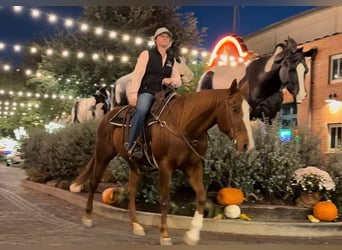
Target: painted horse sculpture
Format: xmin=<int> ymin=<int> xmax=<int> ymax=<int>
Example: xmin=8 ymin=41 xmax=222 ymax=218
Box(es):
xmin=69 ymin=79 xmax=254 ymax=245
xmin=111 ymin=54 xmax=194 ymax=106
xmin=71 ymin=87 xmax=111 ymax=123
xmin=197 ymin=37 xmax=317 ymax=123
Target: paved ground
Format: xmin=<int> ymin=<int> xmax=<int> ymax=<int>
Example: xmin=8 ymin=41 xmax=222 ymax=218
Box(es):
xmin=1 ymin=162 xmax=342 ymax=247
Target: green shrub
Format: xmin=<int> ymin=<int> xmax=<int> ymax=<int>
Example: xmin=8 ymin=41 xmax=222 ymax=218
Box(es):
xmin=22 ymin=117 xmax=342 ymax=211
xmin=22 ymin=121 xmax=99 ymax=184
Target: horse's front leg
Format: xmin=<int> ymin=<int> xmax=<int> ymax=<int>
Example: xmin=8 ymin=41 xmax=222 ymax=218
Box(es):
xmin=158 ymin=165 xmax=173 ymax=245
xmin=183 ymin=163 xmax=206 ymax=245
xmin=127 ymin=166 xmax=145 ymax=236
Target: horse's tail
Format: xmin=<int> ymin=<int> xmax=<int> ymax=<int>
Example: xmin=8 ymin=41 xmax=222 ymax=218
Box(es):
xmin=69 ymin=156 xmax=95 ymax=192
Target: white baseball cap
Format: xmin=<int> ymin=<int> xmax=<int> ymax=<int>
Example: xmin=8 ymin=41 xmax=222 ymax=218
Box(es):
xmin=154 ymin=27 xmax=172 ymax=40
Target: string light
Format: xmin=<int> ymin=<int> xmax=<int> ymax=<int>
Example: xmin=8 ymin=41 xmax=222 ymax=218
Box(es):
xmin=64 ymin=18 xmax=74 ymax=28
xmin=13 ymin=6 xmax=23 ymax=13
xmin=95 ymin=27 xmax=104 ymax=36
xmin=48 ymin=14 xmax=58 ymax=23
xmin=7 ymin=6 xmax=209 ymax=57
xmin=31 ymin=9 xmax=41 ymax=18
xmin=13 ymin=44 xmax=21 ymax=52
xmin=80 ymin=23 xmax=89 ymax=32
xmin=0 ymin=89 xmax=75 ymax=100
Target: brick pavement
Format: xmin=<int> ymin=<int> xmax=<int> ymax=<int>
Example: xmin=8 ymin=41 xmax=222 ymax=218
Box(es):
xmin=1 ymin=162 xmax=342 ymax=247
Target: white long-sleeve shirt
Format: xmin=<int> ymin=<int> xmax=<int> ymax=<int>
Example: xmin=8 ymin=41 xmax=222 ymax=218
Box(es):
xmin=127 ymin=49 xmax=182 ymax=105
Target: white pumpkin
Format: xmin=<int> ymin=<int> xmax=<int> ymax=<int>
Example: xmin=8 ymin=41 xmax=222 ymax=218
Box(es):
xmin=224 ymin=204 xmax=241 ymax=219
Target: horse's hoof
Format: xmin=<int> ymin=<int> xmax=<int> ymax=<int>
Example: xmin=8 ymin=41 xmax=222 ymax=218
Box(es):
xmin=160 ymin=237 xmax=173 ymax=245
xmin=132 ymin=222 xmax=145 ymax=236
xmin=82 ymin=216 xmax=93 ymax=227
xmin=183 ymin=231 xmax=199 ymax=245
xmin=69 ymin=183 xmax=83 ymax=192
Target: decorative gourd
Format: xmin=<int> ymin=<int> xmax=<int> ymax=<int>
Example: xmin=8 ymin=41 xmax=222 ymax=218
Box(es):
xmin=224 ymin=205 xmax=241 ymax=218
xmin=102 ymin=187 xmax=121 ymax=205
xmin=216 ymin=187 xmax=244 ymax=205
xmin=313 ymin=200 xmax=338 ymax=222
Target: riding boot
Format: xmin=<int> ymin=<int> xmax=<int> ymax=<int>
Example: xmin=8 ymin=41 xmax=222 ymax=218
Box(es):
xmin=128 ymin=141 xmax=144 ymax=160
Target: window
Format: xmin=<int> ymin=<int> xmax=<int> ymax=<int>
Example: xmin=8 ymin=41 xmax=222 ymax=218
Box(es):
xmin=279 ymin=103 xmax=297 ymax=128
xmin=330 ymin=54 xmax=342 ymax=83
xmin=328 ymin=123 xmax=342 ymax=150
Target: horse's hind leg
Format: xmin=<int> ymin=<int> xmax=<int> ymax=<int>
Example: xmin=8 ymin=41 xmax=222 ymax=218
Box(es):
xmin=183 ymin=164 xmax=206 ymax=245
xmin=82 ymin=151 xmax=117 ymax=227
xmin=127 ymin=164 xmax=145 ymax=236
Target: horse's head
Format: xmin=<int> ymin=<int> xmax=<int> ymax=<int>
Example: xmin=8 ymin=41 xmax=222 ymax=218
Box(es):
xmin=217 ymin=79 xmax=255 ymax=152
xmin=272 ymin=38 xmax=317 ymax=103
xmin=175 ymin=56 xmax=194 ymax=84
xmin=94 ymin=87 xmax=111 ymax=113
xmin=167 ymin=42 xmax=194 ymax=84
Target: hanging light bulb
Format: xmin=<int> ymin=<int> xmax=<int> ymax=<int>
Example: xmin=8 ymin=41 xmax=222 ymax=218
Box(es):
xmin=14 ymin=45 xmax=22 ymax=52
xmin=48 ymin=14 xmax=58 ymax=23
xmin=13 ymin=6 xmax=23 ymax=13
xmin=80 ymin=23 xmax=89 ymax=32
xmin=64 ymin=18 xmax=74 ymax=28
xmin=31 ymin=9 xmax=41 ymax=18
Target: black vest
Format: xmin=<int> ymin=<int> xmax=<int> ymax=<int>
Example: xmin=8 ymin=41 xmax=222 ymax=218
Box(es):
xmin=139 ymin=48 xmax=174 ymax=95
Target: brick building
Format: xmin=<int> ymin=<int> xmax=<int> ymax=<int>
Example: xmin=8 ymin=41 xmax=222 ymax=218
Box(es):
xmin=243 ymin=6 xmax=342 ymax=154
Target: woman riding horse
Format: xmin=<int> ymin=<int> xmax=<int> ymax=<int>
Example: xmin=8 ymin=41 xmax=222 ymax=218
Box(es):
xmin=70 ymin=79 xmax=254 ymax=245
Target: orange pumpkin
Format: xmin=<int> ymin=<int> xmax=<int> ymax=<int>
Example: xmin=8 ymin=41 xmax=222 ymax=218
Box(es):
xmin=216 ymin=187 xmax=244 ymax=205
xmin=313 ymin=200 xmax=338 ymax=222
xmin=102 ymin=187 xmax=121 ymax=205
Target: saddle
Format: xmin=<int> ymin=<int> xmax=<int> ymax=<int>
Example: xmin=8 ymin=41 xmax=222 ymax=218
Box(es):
xmin=109 ymin=89 xmax=178 ymax=169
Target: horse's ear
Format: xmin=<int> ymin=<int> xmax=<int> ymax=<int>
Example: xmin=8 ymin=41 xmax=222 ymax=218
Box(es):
xmin=230 ymin=79 xmax=238 ymax=94
xmin=303 ymin=47 xmax=318 ymax=58
xmin=273 ymin=46 xmax=285 ymax=63
xmin=265 ymin=45 xmax=284 ymax=71
xmin=287 ymin=37 xmax=297 ymax=52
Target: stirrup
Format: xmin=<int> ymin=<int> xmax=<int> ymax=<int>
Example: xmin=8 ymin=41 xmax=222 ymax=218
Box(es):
xmin=128 ymin=142 xmax=143 ymax=159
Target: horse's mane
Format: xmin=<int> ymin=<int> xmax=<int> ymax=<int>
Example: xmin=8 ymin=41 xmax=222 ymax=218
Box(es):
xmin=167 ymin=89 xmax=228 ymax=125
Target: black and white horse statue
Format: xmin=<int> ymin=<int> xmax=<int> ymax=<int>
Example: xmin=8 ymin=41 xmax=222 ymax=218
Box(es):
xmin=111 ymin=52 xmax=194 ymax=106
xmin=71 ymin=87 xmax=111 ymax=123
xmin=197 ymin=38 xmax=317 ymax=123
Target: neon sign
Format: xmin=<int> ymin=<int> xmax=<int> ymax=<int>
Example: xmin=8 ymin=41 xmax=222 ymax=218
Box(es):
xmin=207 ymin=34 xmax=249 ymax=70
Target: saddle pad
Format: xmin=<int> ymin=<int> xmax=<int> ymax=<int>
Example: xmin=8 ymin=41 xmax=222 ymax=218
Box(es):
xmin=109 ymin=105 xmax=132 ymax=127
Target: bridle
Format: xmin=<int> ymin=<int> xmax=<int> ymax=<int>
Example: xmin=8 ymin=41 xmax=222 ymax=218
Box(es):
xmin=151 ymin=92 xmax=242 ymax=160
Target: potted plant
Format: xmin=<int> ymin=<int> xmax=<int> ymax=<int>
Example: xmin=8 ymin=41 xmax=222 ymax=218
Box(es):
xmin=289 ymin=166 xmax=336 ymax=208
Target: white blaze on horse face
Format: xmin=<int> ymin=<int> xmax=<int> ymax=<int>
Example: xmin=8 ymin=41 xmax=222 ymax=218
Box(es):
xmin=242 ymin=99 xmax=255 ymax=151
xmin=264 ymin=46 xmax=283 ymax=72
xmin=295 ymin=63 xmax=307 ymax=103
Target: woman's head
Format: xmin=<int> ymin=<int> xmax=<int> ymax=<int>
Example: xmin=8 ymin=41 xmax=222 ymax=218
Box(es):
xmin=154 ymin=27 xmax=172 ymax=48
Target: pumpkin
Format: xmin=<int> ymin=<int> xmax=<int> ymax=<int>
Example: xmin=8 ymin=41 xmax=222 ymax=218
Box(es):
xmin=102 ymin=187 xmax=122 ymax=205
xmin=216 ymin=187 xmax=244 ymax=205
xmin=313 ymin=200 xmax=338 ymax=222
xmin=224 ymin=205 xmax=241 ymax=218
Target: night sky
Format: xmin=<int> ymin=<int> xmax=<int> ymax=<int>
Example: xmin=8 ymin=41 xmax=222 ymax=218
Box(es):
xmin=0 ymin=5 xmax=315 ymax=60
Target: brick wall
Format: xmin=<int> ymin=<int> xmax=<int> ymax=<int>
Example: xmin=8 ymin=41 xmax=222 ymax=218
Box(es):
xmin=283 ymin=33 xmax=342 ymax=153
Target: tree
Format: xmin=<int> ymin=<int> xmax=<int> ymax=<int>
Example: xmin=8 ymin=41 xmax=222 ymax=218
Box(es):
xmin=1 ymin=6 xmax=207 ymax=132
xmin=29 ymin=6 xmax=207 ymax=97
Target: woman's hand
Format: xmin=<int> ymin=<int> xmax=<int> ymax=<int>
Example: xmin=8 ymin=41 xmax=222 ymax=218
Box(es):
xmin=129 ymin=97 xmax=137 ymax=107
xmin=162 ymin=78 xmax=173 ymax=85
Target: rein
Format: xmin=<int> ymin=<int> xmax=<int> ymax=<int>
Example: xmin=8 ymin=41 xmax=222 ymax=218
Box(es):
xmin=150 ymin=111 xmax=207 ymax=161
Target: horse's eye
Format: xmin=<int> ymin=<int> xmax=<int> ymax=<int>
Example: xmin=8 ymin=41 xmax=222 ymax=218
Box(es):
xmin=232 ymin=107 xmax=238 ymax=113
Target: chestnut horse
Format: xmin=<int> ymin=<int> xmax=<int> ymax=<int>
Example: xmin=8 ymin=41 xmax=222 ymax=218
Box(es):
xmin=70 ymin=80 xmax=254 ymax=245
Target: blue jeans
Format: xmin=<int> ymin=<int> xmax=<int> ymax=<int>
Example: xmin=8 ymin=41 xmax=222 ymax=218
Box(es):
xmin=128 ymin=92 xmax=154 ymax=149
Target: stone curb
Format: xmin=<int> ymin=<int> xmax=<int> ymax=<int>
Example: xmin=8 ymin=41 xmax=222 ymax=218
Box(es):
xmin=21 ymin=179 xmax=342 ymax=238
